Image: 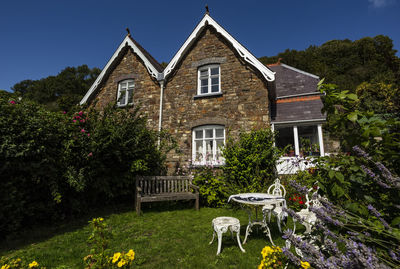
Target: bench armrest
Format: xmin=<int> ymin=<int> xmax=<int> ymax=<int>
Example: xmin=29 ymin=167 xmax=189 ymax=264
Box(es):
xmin=136 ymin=186 xmax=142 ymax=197
xmin=189 ymin=183 xmax=200 ymax=193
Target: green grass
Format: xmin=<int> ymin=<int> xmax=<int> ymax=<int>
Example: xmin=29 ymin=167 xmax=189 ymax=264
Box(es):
xmin=0 ymin=203 xmax=300 ymax=268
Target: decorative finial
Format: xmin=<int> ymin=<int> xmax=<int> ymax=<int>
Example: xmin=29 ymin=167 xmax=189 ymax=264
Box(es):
xmin=126 ymin=27 xmax=131 ymax=36
xmin=205 ymin=5 xmax=209 ymax=15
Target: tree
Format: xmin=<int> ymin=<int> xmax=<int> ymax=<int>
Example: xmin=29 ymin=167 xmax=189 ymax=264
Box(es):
xmin=259 ymin=35 xmax=400 ymax=92
xmin=12 ymin=65 xmax=100 ymax=111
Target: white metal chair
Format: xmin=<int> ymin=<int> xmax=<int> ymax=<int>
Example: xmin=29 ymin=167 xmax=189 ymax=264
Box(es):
xmin=262 ymin=178 xmax=287 ymax=232
xmin=293 ymin=186 xmax=322 ymax=234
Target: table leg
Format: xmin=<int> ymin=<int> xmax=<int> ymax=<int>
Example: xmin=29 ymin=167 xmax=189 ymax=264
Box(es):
xmin=262 ymin=223 xmax=275 ymax=246
xmin=243 ymin=223 xmax=252 ymax=244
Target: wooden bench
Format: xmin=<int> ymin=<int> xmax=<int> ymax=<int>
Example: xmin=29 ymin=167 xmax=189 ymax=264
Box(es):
xmin=135 ymin=176 xmax=199 ymax=215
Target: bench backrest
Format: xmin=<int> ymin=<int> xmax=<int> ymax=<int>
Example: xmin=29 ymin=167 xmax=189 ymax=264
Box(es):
xmin=136 ymin=176 xmax=193 ymax=195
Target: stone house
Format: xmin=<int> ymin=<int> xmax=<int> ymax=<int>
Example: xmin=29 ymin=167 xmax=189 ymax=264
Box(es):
xmin=80 ymin=13 xmax=327 ymax=174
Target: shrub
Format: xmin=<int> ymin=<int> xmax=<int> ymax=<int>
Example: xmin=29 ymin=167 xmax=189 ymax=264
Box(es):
xmin=83 ymin=217 xmax=136 ymax=269
xmin=192 ymin=165 xmax=228 ymax=207
xmin=222 ymin=128 xmax=282 ymax=194
xmin=283 ymin=147 xmax=400 ymax=268
xmin=0 ymin=96 xmax=170 ymax=237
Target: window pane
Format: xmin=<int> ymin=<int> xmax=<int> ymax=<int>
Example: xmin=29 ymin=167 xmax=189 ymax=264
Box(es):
xmin=206 ymin=140 xmax=213 ymax=161
xmin=127 ymin=81 xmax=134 ymax=88
xmin=195 ymin=141 xmax=203 ymax=162
xmin=211 ymin=67 xmax=219 ymax=75
xmin=201 ymin=79 xmax=208 ymax=86
xmin=127 ymin=89 xmax=133 ymax=104
xmin=216 ymin=139 xmax=224 ymax=163
xmin=211 ymin=85 xmax=219 ymax=93
xmin=195 ymin=130 xmax=203 ymax=139
xmin=216 ymin=129 xmax=224 ymax=138
xmin=205 ymin=129 xmax=213 ymax=138
xmin=201 ymin=86 xmax=208 ymax=94
xmin=211 ymin=77 xmax=219 ymax=85
xmin=276 ymin=127 xmax=294 ymax=156
xmin=200 ymin=70 xmax=208 ymax=77
xmin=119 ymin=91 xmax=126 ymax=105
xmin=298 ymin=125 xmax=319 ymax=156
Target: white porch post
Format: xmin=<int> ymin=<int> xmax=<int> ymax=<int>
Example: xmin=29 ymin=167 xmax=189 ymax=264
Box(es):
xmin=293 ymin=126 xmax=300 ymax=156
xmin=317 ymin=124 xmax=325 ymax=156
xmin=271 ymin=124 xmax=275 ymax=147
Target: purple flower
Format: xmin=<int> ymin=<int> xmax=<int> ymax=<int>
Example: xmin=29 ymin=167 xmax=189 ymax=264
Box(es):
xmin=289 ymin=180 xmax=309 ymax=195
xmin=282 ymin=247 xmax=301 ymax=266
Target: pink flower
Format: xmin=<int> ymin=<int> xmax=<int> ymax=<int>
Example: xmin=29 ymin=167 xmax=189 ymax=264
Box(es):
xmin=80 ymin=119 xmax=85 ymax=123
xmin=9 ymin=100 xmax=16 ymax=104
xmin=73 ymin=120 xmax=77 ymax=123
xmin=81 ymin=128 xmax=85 ymax=133
xmin=63 ymin=111 xmax=67 ymax=114
xmin=78 ymin=111 xmax=83 ymax=116
xmin=87 ymin=133 xmax=90 ymax=137
xmin=88 ymin=152 xmax=93 ymax=157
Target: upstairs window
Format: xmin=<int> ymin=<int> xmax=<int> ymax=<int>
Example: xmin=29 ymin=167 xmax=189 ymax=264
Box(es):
xmin=198 ymin=65 xmax=220 ymax=95
xmin=192 ymin=125 xmax=225 ymax=165
xmin=117 ymin=79 xmax=134 ymax=106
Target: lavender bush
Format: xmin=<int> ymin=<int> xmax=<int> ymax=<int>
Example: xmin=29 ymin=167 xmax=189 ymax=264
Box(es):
xmin=282 ymin=147 xmax=400 ymax=268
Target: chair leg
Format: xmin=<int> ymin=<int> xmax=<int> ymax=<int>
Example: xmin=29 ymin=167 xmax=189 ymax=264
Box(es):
xmin=209 ymin=230 xmax=216 ymax=245
xmin=217 ymin=232 xmax=223 ymax=255
xmin=236 ymin=231 xmax=246 ymax=253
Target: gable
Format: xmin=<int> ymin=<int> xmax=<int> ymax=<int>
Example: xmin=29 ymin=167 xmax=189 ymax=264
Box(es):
xmin=80 ymin=35 xmax=162 ymax=105
xmin=163 ymin=14 xmax=275 ymax=83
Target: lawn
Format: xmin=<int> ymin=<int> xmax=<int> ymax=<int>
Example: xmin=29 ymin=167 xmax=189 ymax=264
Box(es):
xmin=0 ymin=203 xmax=298 ymax=268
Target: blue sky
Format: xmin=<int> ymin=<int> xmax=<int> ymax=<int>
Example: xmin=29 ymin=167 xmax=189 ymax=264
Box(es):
xmin=1 ymin=0 xmax=399 ymax=92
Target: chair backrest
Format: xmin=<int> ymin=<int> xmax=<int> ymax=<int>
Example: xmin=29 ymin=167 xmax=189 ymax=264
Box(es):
xmin=305 ymin=186 xmax=322 ymax=210
xmin=267 ymin=178 xmax=286 ymax=197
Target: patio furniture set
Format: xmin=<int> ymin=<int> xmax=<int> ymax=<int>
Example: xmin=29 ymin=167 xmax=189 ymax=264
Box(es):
xmin=211 ymin=180 xmax=322 ymax=255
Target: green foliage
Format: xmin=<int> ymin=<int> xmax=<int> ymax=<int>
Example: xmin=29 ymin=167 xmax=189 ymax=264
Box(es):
xmin=11 ymin=65 xmax=100 ymax=112
xmin=283 ymin=170 xmax=317 ymax=212
xmin=259 ymin=35 xmax=400 ymax=92
xmin=319 ymin=83 xmax=400 ymax=174
xmin=222 ymin=128 xmax=282 ymax=194
xmin=0 ymin=96 xmax=169 ymax=237
xmin=192 ymin=166 xmax=228 ymax=207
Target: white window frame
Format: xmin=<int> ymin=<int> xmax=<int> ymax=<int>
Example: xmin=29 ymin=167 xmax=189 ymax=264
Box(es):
xmin=117 ymin=79 xmax=134 ymax=106
xmin=192 ymin=125 xmax=225 ymax=166
xmin=197 ymin=65 xmax=221 ymax=95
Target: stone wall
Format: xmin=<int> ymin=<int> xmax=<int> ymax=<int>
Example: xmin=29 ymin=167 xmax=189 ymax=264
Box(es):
xmin=89 ymin=47 xmax=160 ymax=131
xmin=162 ymin=26 xmax=270 ymax=173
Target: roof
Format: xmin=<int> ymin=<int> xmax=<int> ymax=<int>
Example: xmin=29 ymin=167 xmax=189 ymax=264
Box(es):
xmin=80 ymin=34 xmax=162 ymax=105
xmin=268 ymin=62 xmax=325 ymax=123
xmin=163 ymin=13 xmax=275 ymax=82
xmin=268 ymin=63 xmax=319 ymax=97
xmin=128 ymin=35 xmax=163 ymax=73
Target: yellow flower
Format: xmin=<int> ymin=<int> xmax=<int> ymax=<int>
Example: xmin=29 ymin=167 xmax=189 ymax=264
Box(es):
xmin=126 ymin=249 xmax=135 ymax=261
xmin=29 ymin=261 xmax=39 ymax=268
xmin=301 ymin=261 xmax=311 ymax=269
xmin=112 ymin=252 xmax=121 ymax=263
xmin=2 ymin=265 xmax=10 ymax=269
xmin=117 ymin=259 xmax=126 ymax=268
xmin=99 ymin=217 xmax=104 ymax=222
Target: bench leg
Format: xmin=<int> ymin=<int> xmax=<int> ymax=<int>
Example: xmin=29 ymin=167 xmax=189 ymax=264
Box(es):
xmin=195 ymin=196 xmax=199 ymax=210
xmin=136 ymin=199 xmax=141 ymax=215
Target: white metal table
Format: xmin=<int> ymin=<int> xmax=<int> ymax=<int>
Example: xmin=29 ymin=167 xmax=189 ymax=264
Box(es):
xmin=228 ymin=193 xmax=285 ymax=245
